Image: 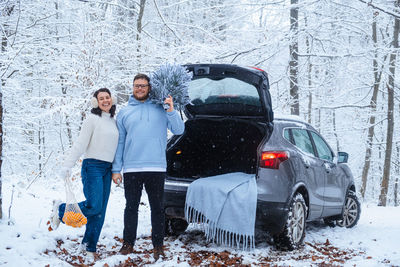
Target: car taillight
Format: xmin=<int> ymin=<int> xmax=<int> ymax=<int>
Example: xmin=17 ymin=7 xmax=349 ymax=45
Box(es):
xmin=260 ymin=151 xmax=289 ymax=169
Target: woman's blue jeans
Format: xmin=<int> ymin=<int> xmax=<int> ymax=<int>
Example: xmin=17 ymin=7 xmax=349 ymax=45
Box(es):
xmin=58 ymin=158 xmax=112 ymax=252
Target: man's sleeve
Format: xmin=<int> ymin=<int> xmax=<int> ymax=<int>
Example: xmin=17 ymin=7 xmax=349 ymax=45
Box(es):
xmin=166 ymin=110 xmax=185 ymax=135
xmin=112 ymin=112 xmax=127 ymax=173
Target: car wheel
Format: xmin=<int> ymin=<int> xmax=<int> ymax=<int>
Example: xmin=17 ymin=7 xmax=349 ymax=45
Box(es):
xmin=336 ymin=191 xmax=360 ymax=228
xmin=273 ymin=193 xmax=307 ymax=251
xmin=165 ymin=218 xmax=188 ymax=236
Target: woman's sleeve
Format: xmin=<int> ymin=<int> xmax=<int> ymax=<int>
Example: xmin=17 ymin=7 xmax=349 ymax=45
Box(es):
xmin=63 ymin=116 xmax=95 ymax=169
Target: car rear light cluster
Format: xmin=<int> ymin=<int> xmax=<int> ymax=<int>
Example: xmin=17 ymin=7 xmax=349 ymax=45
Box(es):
xmin=260 ymin=151 xmax=289 ymax=169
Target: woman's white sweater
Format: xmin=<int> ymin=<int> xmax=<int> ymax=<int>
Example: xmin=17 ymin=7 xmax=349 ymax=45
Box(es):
xmin=63 ymin=112 xmax=119 ymax=169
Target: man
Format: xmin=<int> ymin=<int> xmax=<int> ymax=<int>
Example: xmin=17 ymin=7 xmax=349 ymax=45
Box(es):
xmin=111 ymin=73 xmax=185 ymax=260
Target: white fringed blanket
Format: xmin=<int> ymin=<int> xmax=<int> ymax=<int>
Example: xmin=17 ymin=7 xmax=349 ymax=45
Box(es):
xmin=185 ymin=172 xmax=257 ymax=250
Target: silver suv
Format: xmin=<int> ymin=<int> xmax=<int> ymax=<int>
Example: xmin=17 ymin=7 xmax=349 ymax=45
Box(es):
xmin=164 ymin=64 xmax=360 ymax=250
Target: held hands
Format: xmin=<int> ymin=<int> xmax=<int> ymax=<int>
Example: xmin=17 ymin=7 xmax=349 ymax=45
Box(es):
xmin=112 ymin=173 xmax=123 ymax=185
xmin=164 ymin=95 xmax=174 ymax=112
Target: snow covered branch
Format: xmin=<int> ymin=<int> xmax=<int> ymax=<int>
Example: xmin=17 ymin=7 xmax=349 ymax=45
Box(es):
xmin=358 ymin=0 xmax=400 ymax=19
xmin=153 ymin=0 xmax=182 ymax=42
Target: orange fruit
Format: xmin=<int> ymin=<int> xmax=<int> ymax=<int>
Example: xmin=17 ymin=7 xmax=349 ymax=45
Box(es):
xmin=62 ymin=211 xmax=87 ymax=228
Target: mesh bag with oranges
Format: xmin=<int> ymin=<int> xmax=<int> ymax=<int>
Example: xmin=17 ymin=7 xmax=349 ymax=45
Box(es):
xmin=62 ymin=178 xmax=87 ymax=228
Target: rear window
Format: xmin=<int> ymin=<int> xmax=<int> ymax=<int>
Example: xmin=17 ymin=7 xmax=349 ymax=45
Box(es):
xmin=187 ymin=77 xmax=263 ymax=116
xmin=189 ymin=78 xmax=261 ymax=106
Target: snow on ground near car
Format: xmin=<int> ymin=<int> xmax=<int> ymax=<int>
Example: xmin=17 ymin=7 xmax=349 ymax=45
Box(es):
xmin=0 ymin=178 xmax=399 ymax=266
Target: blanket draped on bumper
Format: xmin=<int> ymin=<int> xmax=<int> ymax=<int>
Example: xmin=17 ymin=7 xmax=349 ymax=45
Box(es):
xmin=185 ymin=172 xmax=257 ymax=250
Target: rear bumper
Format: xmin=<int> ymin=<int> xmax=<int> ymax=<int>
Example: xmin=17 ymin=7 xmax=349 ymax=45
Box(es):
xmin=164 ymin=179 xmax=190 ymax=219
xmin=255 ymin=200 xmax=288 ymax=235
xmin=164 ymin=179 xmax=288 ymax=235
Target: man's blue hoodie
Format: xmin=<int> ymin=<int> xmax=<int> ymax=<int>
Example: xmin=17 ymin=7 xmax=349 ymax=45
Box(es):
xmin=112 ymin=96 xmax=185 ymax=173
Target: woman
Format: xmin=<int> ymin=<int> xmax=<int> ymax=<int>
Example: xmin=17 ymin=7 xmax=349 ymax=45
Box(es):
xmin=48 ymin=88 xmax=119 ymax=259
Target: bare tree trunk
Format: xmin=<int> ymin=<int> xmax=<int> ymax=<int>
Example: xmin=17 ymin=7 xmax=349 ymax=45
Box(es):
xmin=60 ymin=76 xmax=72 ymax=147
xmin=305 ymin=17 xmax=312 ymax=124
xmin=136 ymin=0 xmax=145 ymax=41
xmin=379 ymin=83 xmax=395 ymax=206
xmin=55 ymin=2 xmax=73 ymax=148
xmin=38 ymin=95 xmax=46 ymax=176
xmin=0 ymin=83 xmax=3 ymax=219
xmin=38 ymin=127 xmax=42 ymax=172
xmin=395 ymin=145 xmax=399 ymax=206
xmin=0 ymin=3 xmax=15 ymax=220
xmin=0 ymin=41 xmax=3 ymax=221
xmin=395 ymin=177 xmax=399 ymax=206
xmin=361 ymin=13 xmax=382 ymax=198
xmin=289 ymin=0 xmax=299 ymax=115
xmin=136 ymin=0 xmax=146 ymax=70
xmin=307 ymin=81 xmax=312 ymax=124
xmin=332 ymin=110 xmax=339 ymax=152
xmin=379 ymin=1 xmax=398 ymax=206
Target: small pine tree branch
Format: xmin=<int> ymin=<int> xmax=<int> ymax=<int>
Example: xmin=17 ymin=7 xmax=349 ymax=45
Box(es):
xmin=149 ymin=63 xmax=193 ymax=110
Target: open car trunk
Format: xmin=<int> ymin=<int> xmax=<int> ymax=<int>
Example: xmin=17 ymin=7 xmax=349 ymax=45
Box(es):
xmin=167 ymin=118 xmax=268 ymax=179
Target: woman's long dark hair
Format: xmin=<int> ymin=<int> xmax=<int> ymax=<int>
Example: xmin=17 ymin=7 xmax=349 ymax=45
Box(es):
xmin=91 ymin=88 xmax=116 ymax=117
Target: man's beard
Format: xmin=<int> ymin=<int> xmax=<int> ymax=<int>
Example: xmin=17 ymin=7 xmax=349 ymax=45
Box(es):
xmin=133 ymin=92 xmax=149 ymax=101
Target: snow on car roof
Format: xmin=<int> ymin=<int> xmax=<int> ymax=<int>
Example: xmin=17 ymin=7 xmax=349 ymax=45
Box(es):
xmin=273 ymin=114 xmax=312 ymax=129
xmin=274 ymin=113 xmax=306 ymax=122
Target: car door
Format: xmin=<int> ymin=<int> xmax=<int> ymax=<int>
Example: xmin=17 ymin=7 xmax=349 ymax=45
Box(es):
xmin=309 ymin=131 xmax=345 ymax=217
xmin=288 ymin=128 xmax=325 ymax=220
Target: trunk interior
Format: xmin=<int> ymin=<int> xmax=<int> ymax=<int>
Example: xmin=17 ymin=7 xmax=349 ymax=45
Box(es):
xmin=167 ymin=118 xmax=268 ymax=179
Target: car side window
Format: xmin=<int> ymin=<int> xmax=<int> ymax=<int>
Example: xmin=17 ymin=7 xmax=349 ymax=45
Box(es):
xmin=310 ymin=131 xmax=333 ymax=162
xmin=291 ymin=128 xmax=315 ymax=156
xmin=283 ymin=129 xmax=292 ymax=143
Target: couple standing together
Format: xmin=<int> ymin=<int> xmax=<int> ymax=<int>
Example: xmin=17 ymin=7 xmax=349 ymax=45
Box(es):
xmin=49 ymin=73 xmax=185 ymax=261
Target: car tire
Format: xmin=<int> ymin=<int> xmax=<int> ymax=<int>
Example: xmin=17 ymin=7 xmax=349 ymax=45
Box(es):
xmin=273 ymin=193 xmax=307 ymax=251
xmin=165 ymin=218 xmax=188 ymax=236
xmin=336 ymin=191 xmax=360 ymax=228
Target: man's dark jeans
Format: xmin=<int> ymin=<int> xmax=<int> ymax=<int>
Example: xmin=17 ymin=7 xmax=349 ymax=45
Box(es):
xmin=59 ymin=158 xmax=112 ymax=252
xmin=122 ymin=172 xmax=165 ymax=248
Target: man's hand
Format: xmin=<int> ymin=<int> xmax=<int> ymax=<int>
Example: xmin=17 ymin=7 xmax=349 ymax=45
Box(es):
xmin=164 ymin=95 xmax=174 ymax=112
xmin=112 ymin=173 xmax=122 ymax=185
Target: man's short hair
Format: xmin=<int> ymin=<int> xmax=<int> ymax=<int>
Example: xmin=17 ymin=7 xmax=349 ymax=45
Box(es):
xmin=133 ymin=73 xmax=150 ymax=84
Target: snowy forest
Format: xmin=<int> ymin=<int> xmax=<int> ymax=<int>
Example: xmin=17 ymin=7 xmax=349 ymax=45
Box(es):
xmin=1 ymin=1 xmax=400 ymax=266
xmin=1 ymin=0 xmax=400 ymax=220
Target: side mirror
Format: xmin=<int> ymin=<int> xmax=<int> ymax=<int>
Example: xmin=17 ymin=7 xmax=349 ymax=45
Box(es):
xmin=338 ymin=152 xmax=349 ymax=163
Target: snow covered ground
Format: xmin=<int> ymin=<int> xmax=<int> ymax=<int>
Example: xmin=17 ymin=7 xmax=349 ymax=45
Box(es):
xmin=1 ymin=177 xmax=399 ymax=267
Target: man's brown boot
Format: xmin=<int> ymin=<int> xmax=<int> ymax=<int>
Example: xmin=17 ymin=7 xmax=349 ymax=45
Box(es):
xmin=153 ymin=246 xmax=165 ymax=261
xmin=119 ymin=242 xmax=134 ymax=255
